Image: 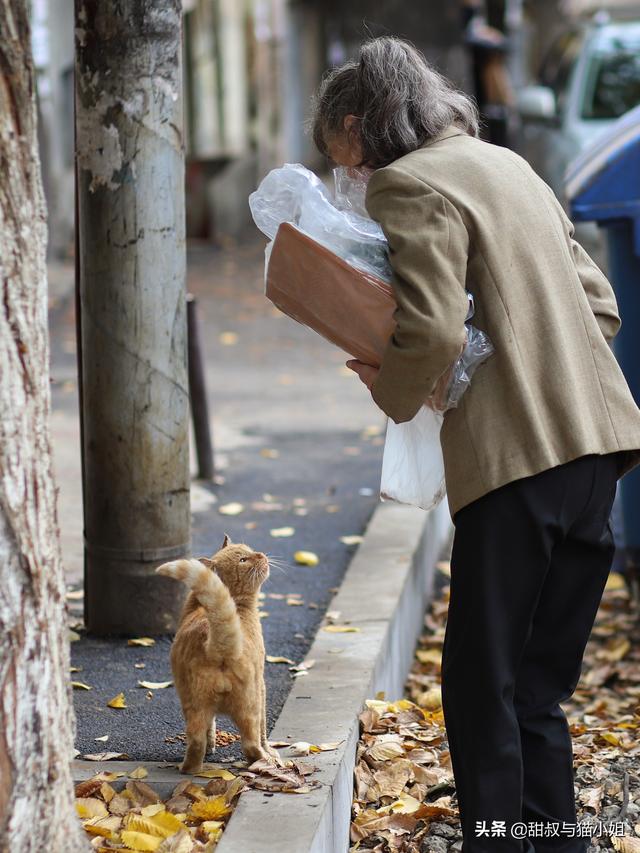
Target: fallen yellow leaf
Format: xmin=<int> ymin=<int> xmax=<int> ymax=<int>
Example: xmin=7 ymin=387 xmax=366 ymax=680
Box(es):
xmin=605 ymin=571 xmax=627 ymax=591
xmin=66 ymin=589 xmax=84 ymax=600
xmin=323 ymin=625 xmax=360 ymax=633
xmin=367 ymin=740 xmax=405 ymax=761
xmin=72 ymin=681 xmax=92 ymax=691
xmin=140 ymin=804 xmax=164 ymax=818
xmin=83 ymin=815 xmax=121 ymax=838
xmin=121 ymin=829 xmax=162 ymax=851
xmin=94 ymin=735 xmax=109 ymax=743
xmin=138 ymin=681 xmax=172 ymax=690
xmin=195 ymin=768 xmax=235 ymax=780
xmin=339 ymin=535 xmax=363 ymax=545
xmin=218 ymin=502 xmax=244 ymax=516
xmin=125 ymin=812 xmax=182 ymax=839
xmin=389 ymin=793 xmax=422 ymax=814
xmin=294 ymin=550 xmax=319 ymax=566
xmin=84 ymin=751 xmax=128 ymax=761
xmin=266 ymin=655 xmax=295 ymax=665
xmin=365 ymin=699 xmax=389 ymax=713
xmin=417 ymin=687 xmax=442 ymax=710
xmin=600 ymin=732 xmax=622 ymax=747
xmin=128 ymin=766 xmax=148 ymax=780
xmin=107 ymin=692 xmax=127 ymax=709
xmin=76 ymin=797 xmax=109 ymax=819
xmin=156 ymin=829 xmax=192 ymax=853
xmin=127 ymin=637 xmax=155 ymax=647
xmin=612 ymin=838 xmax=640 ymax=853
xmin=415 ymin=648 xmax=442 ymax=666
xmin=190 ymin=795 xmax=232 ymax=821
xmin=270 ymin=526 xmax=295 ymax=537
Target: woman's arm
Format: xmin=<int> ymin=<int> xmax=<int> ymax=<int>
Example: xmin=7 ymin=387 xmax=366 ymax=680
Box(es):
xmin=365 ymin=164 xmax=470 ymax=424
xmin=542 ymin=182 xmax=621 ymax=344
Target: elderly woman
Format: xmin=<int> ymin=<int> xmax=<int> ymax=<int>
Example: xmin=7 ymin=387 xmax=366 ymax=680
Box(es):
xmin=311 ymin=36 xmax=640 ymax=853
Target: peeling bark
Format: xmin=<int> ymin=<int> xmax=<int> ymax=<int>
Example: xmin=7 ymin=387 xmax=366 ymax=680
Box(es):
xmin=0 ymin=3 xmax=89 ymax=850
xmin=76 ymin=0 xmax=189 ymax=634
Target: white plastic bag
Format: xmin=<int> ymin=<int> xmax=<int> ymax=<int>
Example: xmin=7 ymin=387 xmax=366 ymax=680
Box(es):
xmin=380 ymin=405 xmax=446 ymax=511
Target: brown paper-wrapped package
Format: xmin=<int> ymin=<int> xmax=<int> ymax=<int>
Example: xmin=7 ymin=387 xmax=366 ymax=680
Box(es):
xmin=266 ymin=222 xmax=396 ymax=367
xmin=265 ymin=222 xmax=457 ymax=409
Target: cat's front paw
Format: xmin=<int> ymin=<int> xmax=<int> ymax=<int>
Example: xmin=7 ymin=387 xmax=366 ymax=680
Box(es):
xmin=264 ymin=744 xmax=284 ymax=765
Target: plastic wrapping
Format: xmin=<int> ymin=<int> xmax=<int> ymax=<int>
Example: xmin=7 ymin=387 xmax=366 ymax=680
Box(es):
xmin=249 ymin=163 xmax=392 ymax=281
xmin=249 ymin=162 xmax=495 ymax=511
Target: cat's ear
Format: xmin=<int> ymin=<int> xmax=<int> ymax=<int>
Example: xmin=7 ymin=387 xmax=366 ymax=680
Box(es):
xmin=222 ymin=533 xmax=232 ymax=548
xmin=198 ymin=557 xmax=214 ymax=570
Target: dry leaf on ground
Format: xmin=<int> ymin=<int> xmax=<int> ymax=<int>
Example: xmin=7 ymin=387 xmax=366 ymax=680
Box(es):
xmin=294 ymin=550 xmax=319 ymax=566
xmin=107 ymin=692 xmax=127 ymax=709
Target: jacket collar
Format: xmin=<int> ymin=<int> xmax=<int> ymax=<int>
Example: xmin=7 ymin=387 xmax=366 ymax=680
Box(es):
xmin=419 ymin=124 xmax=467 ymax=149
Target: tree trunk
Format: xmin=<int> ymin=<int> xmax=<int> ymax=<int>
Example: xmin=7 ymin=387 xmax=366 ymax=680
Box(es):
xmin=0 ymin=3 xmax=89 ymax=851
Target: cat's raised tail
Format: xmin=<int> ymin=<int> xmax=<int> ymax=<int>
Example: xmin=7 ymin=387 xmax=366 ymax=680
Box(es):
xmin=156 ymin=559 xmax=242 ymax=662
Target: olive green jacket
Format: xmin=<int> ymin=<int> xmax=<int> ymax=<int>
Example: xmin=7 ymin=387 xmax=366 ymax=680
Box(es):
xmin=365 ymin=125 xmax=640 ymax=518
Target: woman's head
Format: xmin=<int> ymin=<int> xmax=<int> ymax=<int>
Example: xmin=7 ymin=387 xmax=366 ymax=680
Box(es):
xmin=311 ymin=36 xmax=479 ymax=169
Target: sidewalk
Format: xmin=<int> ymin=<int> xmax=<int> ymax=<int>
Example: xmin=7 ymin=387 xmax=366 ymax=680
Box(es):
xmin=49 ymin=237 xmax=393 ymax=761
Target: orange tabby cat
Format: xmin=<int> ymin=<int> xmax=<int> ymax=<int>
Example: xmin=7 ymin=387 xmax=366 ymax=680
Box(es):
xmin=156 ymin=534 xmax=279 ymax=774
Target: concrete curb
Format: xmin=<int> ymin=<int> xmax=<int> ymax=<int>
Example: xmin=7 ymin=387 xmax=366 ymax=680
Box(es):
xmin=218 ymin=498 xmax=451 ymax=853
xmin=73 ymin=498 xmax=452 ymax=851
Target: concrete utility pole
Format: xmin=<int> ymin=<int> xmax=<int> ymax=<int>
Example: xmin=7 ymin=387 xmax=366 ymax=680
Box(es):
xmin=75 ymin=0 xmax=190 ymax=634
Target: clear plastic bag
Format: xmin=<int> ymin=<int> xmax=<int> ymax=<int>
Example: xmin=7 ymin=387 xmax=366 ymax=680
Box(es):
xmin=249 ymin=163 xmax=392 ymax=282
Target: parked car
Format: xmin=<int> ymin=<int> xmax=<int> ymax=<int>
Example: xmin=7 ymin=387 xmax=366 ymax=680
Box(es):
xmin=516 ymin=15 xmax=640 ymax=262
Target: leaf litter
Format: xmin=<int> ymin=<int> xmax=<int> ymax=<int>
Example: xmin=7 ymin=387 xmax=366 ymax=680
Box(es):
xmin=351 ymin=566 xmax=640 ymax=852
xmin=76 ymin=757 xmax=321 ymax=850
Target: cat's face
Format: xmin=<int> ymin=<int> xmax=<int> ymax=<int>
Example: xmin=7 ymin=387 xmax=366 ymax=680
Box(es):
xmin=203 ymin=535 xmax=269 ymax=598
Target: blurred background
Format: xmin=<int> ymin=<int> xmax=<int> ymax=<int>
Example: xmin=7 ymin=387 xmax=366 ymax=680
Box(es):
xmin=37 ymin=0 xmax=640 ymax=601
xmin=33 ymin=0 xmax=640 ymax=261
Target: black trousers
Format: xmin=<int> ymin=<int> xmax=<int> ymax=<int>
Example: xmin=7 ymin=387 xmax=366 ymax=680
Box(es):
xmin=441 ymin=453 xmax=620 ymax=853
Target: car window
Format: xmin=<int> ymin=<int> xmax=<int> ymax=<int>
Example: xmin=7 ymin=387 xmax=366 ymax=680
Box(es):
xmin=581 ymin=31 xmax=640 ymax=119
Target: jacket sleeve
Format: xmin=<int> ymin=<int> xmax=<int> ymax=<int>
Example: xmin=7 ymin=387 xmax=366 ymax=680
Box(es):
xmin=364 ymin=164 xmax=470 ymax=424
xmin=545 ymin=184 xmax=621 ymax=344
xmin=569 ymin=230 xmax=621 ymax=344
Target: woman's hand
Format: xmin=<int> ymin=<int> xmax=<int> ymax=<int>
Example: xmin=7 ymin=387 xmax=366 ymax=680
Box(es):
xmin=346 ymin=359 xmax=380 ymax=391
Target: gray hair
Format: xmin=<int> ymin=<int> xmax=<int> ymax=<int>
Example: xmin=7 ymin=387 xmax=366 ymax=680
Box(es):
xmin=311 ymin=36 xmax=480 ymax=168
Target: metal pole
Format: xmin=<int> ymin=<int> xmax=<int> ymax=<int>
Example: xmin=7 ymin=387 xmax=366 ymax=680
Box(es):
xmin=75 ymin=0 xmax=190 ymax=634
xmin=187 ymin=294 xmax=215 ymax=480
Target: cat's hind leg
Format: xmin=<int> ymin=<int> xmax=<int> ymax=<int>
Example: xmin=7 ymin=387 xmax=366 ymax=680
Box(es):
xmin=181 ymin=707 xmax=209 ymax=775
xmin=259 ymin=679 xmax=281 ymax=762
xmin=207 ymin=716 xmax=217 ymax=754
xmin=235 ymin=711 xmax=271 ymax=764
